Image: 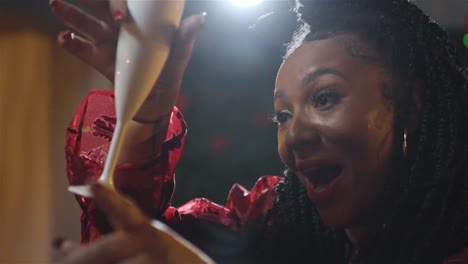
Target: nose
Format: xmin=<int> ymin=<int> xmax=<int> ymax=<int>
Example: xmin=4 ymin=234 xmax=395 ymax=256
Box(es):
xmin=286 ymin=112 xmax=321 ymax=153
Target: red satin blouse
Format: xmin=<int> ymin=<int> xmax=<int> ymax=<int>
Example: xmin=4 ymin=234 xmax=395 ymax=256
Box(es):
xmin=65 ymin=90 xmax=280 ymax=244
xmin=65 ymin=90 xmax=468 ymax=263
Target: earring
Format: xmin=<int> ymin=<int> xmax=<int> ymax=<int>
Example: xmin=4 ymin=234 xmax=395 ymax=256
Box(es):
xmin=403 ymin=129 xmax=408 ymax=156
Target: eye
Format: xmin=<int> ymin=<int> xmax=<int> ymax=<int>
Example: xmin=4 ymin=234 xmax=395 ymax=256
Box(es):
xmin=271 ymin=110 xmax=293 ymax=127
xmin=312 ymin=87 xmax=342 ymax=110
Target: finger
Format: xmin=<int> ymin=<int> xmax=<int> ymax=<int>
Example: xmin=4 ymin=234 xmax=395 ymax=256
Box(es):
xmin=77 ymin=0 xmax=108 ymax=8
xmin=57 ymin=30 xmax=115 ymax=80
xmin=52 ymin=238 xmax=80 ymax=256
xmin=59 ymin=240 xmax=80 ymax=256
xmin=156 ymin=13 xmax=207 ymax=89
xmin=50 ymin=0 xmax=114 ymax=42
xmin=117 ymin=253 xmax=152 ymax=264
xmin=91 ymin=183 xmax=148 ymax=231
xmin=171 ymin=13 xmax=207 ymax=63
xmin=58 ymin=30 xmax=94 ymax=60
xmin=108 ymin=0 xmax=129 ymax=23
xmin=77 ymin=0 xmax=114 ymax=25
xmin=57 ymin=232 xmax=144 ymax=264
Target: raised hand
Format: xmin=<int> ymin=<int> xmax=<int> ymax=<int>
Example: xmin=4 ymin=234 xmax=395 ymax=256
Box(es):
xmin=53 ymin=183 xmax=214 ymax=264
xmin=50 ymin=0 xmax=206 ymax=122
xmin=50 ymin=0 xmax=121 ymax=81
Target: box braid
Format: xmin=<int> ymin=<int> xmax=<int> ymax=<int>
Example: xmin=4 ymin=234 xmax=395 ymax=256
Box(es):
xmin=258 ymin=1 xmax=468 ymax=263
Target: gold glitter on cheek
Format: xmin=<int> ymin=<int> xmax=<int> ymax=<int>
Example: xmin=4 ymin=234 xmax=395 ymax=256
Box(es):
xmin=366 ymin=106 xmax=394 ymax=162
xmin=367 ymin=107 xmax=393 ymax=132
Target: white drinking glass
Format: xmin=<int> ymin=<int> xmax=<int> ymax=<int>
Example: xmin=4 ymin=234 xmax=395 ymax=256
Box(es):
xmin=69 ymin=0 xmax=185 ymax=197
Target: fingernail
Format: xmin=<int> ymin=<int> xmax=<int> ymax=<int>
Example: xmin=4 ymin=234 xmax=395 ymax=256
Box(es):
xmin=113 ymin=10 xmax=124 ymax=23
xmin=61 ymin=32 xmax=82 ymax=52
xmin=52 ymin=237 xmax=64 ymax=249
xmin=59 ymin=30 xmax=72 ymax=42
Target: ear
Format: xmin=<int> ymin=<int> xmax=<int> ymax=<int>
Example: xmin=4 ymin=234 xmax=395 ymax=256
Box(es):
xmin=407 ymin=80 xmax=423 ymax=133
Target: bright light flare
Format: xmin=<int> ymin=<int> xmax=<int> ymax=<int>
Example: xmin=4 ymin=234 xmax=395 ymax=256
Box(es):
xmin=230 ymin=0 xmax=263 ymax=8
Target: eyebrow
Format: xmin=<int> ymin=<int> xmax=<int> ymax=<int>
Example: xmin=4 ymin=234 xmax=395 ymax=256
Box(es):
xmin=301 ymin=68 xmax=347 ymax=88
xmin=273 ymin=90 xmax=285 ymax=100
xmin=274 ymin=68 xmax=346 ymax=101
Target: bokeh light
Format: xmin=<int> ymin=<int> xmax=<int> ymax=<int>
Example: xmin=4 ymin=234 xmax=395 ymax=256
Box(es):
xmin=229 ymin=0 xmax=263 ymax=8
xmin=464 ymin=33 xmax=468 ymax=48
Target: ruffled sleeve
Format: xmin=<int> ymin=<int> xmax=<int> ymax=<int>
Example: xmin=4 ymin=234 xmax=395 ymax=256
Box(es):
xmin=65 ymin=90 xmax=186 ymax=243
xmin=162 ymin=176 xmax=281 ymax=230
xmin=163 ymin=176 xmax=282 ymax=261
xmin=66 ymin=89 xmax=283 ymax=252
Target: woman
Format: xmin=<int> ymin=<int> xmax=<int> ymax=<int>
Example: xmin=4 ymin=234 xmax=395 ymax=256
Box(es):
xmin=51 ymin=0 xmax=468 ymax=263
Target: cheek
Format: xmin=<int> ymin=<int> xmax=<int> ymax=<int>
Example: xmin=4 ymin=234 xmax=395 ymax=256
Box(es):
xmin=277 ymin=129 xmax=292 ymax=167
xmin=367 ymin=105 xmax=394 ymax=138
xmin=345 ymin=107 xmax=394 ymax=213
xmin=331 ymin=101 xmax=393 ymax=161
xmin=323 ymin=109 xmax=393 ymax=225
xmin=324 ymin=104 xmax=394 ymax=186
xmin=364 ymin=107 xmax=394 ymax=165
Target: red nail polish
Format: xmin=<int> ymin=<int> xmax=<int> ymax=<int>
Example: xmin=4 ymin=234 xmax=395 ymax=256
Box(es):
xmin=113 ymin=10 xmax=124 ymax=22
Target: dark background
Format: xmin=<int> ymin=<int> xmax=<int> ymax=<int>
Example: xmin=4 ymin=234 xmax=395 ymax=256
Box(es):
xmin=2 ymin=0 xmax=466 ymax=206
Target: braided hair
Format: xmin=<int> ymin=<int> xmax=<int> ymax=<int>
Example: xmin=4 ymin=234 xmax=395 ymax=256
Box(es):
xmin=260 ymin=1 xmax=468 ymax=263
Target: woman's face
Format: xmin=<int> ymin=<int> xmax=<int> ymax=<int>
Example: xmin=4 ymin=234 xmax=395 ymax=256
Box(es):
xmin=275 ymin=34 xmax=394 ymax=228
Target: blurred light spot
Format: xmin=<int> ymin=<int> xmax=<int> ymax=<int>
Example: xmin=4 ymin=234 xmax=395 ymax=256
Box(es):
xmin=126 ymin=59 xmax=131 ymax=64
xmin=210 ymin=136 xmax=226 ymax=153
xmin=230 ymin=0 xmax=263 ymax=7
xmin=464 ymin=33 xmax=468 ymax=48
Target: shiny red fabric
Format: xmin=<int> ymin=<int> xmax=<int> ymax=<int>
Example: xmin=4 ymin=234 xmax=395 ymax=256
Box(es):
xmin=65 ymin=90 xmax=281 ymax=243
xmin=65 ymin=90 xmax=468 ymax=263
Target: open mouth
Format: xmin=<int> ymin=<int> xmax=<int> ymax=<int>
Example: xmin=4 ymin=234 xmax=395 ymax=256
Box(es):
xmin=301 ymin=165 xmax=343 ymax=192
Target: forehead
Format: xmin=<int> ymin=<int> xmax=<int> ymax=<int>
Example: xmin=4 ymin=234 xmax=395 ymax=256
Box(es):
xmin=275 ymin=34 xmax=380 ymax=88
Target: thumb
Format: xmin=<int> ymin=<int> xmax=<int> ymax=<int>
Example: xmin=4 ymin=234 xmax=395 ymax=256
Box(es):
xmin=91 ymin=183 xmax=148 ymax=231
xmin=171 ymin=12 xmax=207 ymax=62
xmin=155 ymin=13 xmax=207 ymax=88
